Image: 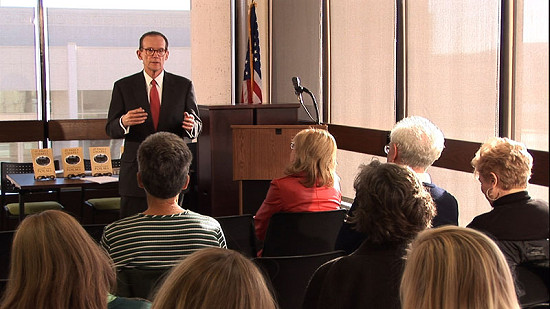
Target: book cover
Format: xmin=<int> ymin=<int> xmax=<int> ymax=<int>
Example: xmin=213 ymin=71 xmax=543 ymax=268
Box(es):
xmin=61 ymin=147 xmax=85 ymax=178
xmin=89 ymin=147 xmax=113 ymax=176
xmin=30 ymin=148 xmax=56 ymax=180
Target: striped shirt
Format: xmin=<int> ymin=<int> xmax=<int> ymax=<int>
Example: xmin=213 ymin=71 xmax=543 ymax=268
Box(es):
xmin=101 ymin=210 xmax=227 ymax=268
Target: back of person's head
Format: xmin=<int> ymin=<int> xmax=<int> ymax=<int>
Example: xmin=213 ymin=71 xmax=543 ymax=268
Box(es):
xmin=390 ymin=116 xmax=445 ymax=170
xmin=0 ymin=210 xmax=115 ymax=309
xmin=285 ymin=128 xmax=337 ymax=188
xmin=138 ymin=131 xmax=192 ymax=199
xmin=152 ymin=248 xmax=277 ymax=309
xmin=471 ymin=137 xmax=532 ymax=190
xmin=400 ymin=226 xmax=520 ymax=309
xmin=349 ymin=160 xmax=435 ymax=244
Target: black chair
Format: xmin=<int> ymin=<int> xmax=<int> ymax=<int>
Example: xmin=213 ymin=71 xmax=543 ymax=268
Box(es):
xmin=524 ymin=304 xmax=550 ymax=309
xmin=0 ymin=230 xmax=15 ymax=281
xmin=1 ymin=162 xmax=64 ymax=228
xmin=498 ymin=238 xmax=550 ymax=308
xmin=262 ymin=209 xmax=346 ymax=257
xmin=0 ymin=230 xmax=14 ymax=299
xmin=517 ymin=261 xmax=550 ymax=308
xmin=83 ymin=159 xmax=121 ymax=223
xmin=81 ymin=223 xmax=108 ymax=243
xmin=254 ymin=250 xmax=346 ymax=309
xmin=0 ymin=279 xmax=7 ymax=299
xmin=116 ymin=267 xmax=171 ymax=301
xmin=215 ymin=214 xmax=257 ymax=257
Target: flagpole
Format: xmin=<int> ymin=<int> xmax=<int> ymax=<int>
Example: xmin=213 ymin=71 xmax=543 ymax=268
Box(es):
xmin=247 ymin=1 xmax=255 ymax=103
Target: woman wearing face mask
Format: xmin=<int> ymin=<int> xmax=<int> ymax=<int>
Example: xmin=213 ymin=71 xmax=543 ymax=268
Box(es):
xmin=467 ymin=137 xmax=549 ymax=277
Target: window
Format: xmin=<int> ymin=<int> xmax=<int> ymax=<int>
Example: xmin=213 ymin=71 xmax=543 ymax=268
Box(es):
xmin=406 ymin=0 xmax=501 ymax=142
xmin=329 ymin=1 xmax=396 ymax=198
xmin=0 ymin=1 xmax=191 ymax=163
xmin=0 ymin=3 xmax=40 ymax=162
xmin=329 ymin=0 xmax=548 ymax=225
xmin=513 ymin=0 xmax=549 ymax=151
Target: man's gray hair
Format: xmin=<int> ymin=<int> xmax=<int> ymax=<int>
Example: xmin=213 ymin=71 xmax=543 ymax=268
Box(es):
xmin=390 ymin=116 xmax=445 ymax=170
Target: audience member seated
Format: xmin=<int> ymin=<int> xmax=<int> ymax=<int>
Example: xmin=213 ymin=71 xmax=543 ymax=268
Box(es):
xmin=254 ymin=128 xmax=342 ymax=242
xmin=335 ymin=116 xmax=458 ymax=254
xmin=0 ymin=210 xmax=151 ymax=309
xmin=467 ymin=137 xmax=549 ymax=297
xmin=401 ymin=226 xmax=521 ymax=309
xmin=101 ymin=132 xmax=226 ymax=269
xmin=302 ymin=161 xmax=435 ymax=309
xmin=152 ymin=247 xmax=277 ymax=309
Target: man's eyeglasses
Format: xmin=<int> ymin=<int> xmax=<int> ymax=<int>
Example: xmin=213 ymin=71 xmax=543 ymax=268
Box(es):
xmin=141 ymin=48 xmax=167 ymax=56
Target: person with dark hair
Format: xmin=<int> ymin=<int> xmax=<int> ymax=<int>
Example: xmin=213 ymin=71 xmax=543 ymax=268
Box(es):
xmin=0 ymin=210 xmax=151 ymax=309
xmin=106 ymin=30 xmax=201 ymax=217
xmin=335 ymin=116 xmax=458 ymax=254
xmin=303 ymin=161 xmax=435 ymax=309
xmin=101 ymin=132 xmax=226 ymax=269
xmin=152 ymin=248 xmax=278 ymax=309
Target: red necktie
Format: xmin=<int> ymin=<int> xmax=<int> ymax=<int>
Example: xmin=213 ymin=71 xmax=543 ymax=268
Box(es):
xmin=150 ymin=79 xmax=160 ymax=130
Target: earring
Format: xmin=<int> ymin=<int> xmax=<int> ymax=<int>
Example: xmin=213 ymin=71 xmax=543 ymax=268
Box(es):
xmin=485 ymin=187 xmax=499 ymax=201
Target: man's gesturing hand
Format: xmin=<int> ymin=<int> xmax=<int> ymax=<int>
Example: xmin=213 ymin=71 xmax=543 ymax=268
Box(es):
xmin=122 ymin=107 xmax=148 ymax=127
xmin=182 ymin=112 xmax=195 ymax=131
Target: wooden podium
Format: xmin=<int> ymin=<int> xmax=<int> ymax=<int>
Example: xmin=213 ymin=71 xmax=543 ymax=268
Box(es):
xmin=196 ymin=104 xmax=301 ymax=216
xmin=232 ymin=124 xmax=327 ymax=214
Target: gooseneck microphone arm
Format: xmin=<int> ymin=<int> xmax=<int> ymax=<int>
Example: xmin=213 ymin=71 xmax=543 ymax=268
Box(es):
xmin=292 ymin=76 xmax=321 ymax=125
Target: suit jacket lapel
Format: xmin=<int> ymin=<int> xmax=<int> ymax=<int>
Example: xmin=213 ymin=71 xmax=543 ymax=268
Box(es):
xmin=158 ymin=72 xmax=178 ymax=131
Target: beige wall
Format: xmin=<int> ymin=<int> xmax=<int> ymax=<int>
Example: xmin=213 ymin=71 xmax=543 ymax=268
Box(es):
xmin=192 ymin=0 xmax=233 ymax=106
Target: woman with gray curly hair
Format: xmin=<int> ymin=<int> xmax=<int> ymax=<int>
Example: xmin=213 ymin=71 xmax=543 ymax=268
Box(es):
xmin=303 ymin=160 xmax=435 ymax=309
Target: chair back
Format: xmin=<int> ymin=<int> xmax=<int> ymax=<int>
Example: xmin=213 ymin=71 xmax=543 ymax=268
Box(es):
xmin=254 ymin=250 xmax=345 ymax=309
xmin=111 ymin=158 xmax=121 ymax=168
xmin=116 ymin=267 xmax=171 ymax=301
xmin=1 ymin=162 xmax=35 ymax=195
xmin=215 ymin=214 xmax=257 ymax=257
xmin=0 ymin=230 xmax=15 ymax=280
xmin=497 ymin=238 xmax=550 ymax=307
xmin=81 ymin=223 xmax=107 ymax=243
xmin=517 ymin=261 xmax=550 ymax=307
xmin=262 ymin=209 xmax=346 ymax=257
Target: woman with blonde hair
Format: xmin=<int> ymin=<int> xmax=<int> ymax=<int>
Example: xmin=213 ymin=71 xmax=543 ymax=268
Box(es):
xmin=0 ymin=210 xmax=150 ymax=309
xmin=400 ymin=226 xmax=520 ymax=309
xmin=152 ymin=247 xmax=277 ymax=309
xmin=254 ymin=128 xmax=341 ymax=242
xmin=467 ymin=137 xmax=548 ymax=271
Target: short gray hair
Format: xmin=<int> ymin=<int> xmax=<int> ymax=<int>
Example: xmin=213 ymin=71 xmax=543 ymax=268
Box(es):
xmin=390 ymin=116 xmax=445 ymax=170
xmin=138 ymin=132 xmax=192 ymax=199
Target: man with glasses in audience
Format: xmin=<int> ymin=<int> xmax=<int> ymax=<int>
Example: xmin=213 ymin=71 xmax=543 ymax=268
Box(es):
xmin=335 ymin=116 xmax=458 ymax=254
xmin=106 ymin=31 xmax=201 ymax=218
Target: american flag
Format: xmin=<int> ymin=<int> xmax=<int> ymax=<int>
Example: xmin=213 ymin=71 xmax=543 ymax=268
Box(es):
xmin=241 ymin=1 xmax=262 ymax=104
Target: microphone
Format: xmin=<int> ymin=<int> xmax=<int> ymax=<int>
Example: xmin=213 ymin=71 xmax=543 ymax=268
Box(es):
xmin=292 ymin=76 xmax=304 ymax=105
xmin=291 ymin=76 xmax=321 ymax=125
xmin=292 ymin=76 xmax=304 ymax=95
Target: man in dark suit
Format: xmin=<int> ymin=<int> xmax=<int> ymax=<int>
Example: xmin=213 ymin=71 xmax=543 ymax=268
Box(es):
xmin=106 ymin=31 xmax=201 ymax=217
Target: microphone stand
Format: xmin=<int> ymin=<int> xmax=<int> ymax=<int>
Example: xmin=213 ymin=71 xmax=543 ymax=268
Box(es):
xmin=301 ymin=87 xmax=321 ymax=125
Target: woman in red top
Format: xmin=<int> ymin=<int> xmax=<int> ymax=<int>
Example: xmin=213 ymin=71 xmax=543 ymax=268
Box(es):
xmin=254 ymin=128 xmax=342 ymax=241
